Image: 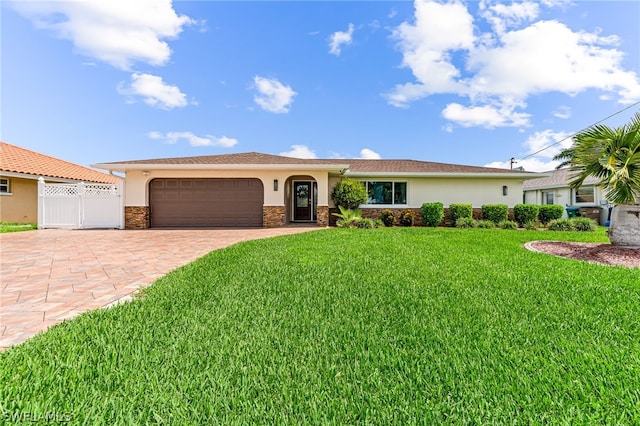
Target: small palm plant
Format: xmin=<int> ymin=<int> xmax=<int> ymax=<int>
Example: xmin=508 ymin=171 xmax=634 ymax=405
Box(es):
xmin=554 ymin=112 xmax=640 ymax=246
xmin=333 ymin=206 xmax=362 ymax=228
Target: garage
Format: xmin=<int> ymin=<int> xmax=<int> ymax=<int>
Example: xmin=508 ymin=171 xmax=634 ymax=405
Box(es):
xmin=149 ymin=178 xmax=263 ymax=227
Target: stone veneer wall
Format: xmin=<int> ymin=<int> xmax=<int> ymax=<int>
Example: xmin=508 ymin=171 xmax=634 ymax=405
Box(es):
xmin=125 ymin=206 xmax=150 ymax=229
xmin=316 ymin=206 xmax=329 ymax=227
xmin=263 ymin=206 xmax=286 ymax=228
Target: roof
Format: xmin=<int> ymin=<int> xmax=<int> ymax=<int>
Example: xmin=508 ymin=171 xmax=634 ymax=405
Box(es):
xmin=1 ymin=141 xmax=121 ymax=184
xmin=523 ymin=168 xmax=600 ymax=190
xmin=93 ymin=151 xmax=540 ymax=178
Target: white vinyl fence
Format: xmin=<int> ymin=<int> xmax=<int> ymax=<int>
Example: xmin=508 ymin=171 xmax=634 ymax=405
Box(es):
xmin=38 ymin=177 xmax=124 ymax=229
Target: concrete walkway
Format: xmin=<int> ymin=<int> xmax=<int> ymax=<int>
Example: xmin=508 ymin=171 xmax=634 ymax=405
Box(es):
xmin=0 ymin=227 xmax=320 ymax=350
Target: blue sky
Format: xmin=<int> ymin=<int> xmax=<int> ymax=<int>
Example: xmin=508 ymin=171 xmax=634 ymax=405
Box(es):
xmin=2 ymin=0 xmax=639 ymax=172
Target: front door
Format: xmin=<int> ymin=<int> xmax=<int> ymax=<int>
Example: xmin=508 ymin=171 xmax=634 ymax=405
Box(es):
xmin=294 ymin=181 xmax=313 ymax=221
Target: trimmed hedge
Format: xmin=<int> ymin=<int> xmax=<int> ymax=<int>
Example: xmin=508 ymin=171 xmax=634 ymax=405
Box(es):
xmin=482 ymin=204 xmax=509 ymax=224
xmin=539 ymin=204 xmax=564 ymax=225
xmin=450 ymin=204 xmax=473 ymax=224
xmin=399 ymin=209 xmax=415 ymax=227
xmin=379 ymin=209 xmax=396 ymax=227
xmin=421 ymin=202 xmax=444 ymax=227
xmin=514 ymin=204 xmax=540 ymax=226
xmin=331 ymin=178 xmax=367 ymax=210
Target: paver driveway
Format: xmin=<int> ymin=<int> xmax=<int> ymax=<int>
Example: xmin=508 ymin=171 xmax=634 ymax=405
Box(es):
xmin=0 ymin=227 xmax=319 ymax=350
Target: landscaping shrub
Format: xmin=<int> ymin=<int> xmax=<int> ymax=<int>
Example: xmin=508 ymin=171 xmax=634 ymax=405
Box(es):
xmin=573 ymin=217 xmax=598 ymax=231
xmin=477 ymin=220 xmax=495 ymax=229
xmin=498 ymin=220 xmax=518 ymax=230
xmin=333 ymin=206 xmax=362 ymax=228
xmin=421 ymin=202 xmax=444 ymax=227
xmin=539 ymin=205 xmax=564 ymax=225
xmin=482 ymin=204 xmax=509 ymax=224
xmin=547 ymin=219 xmax=575 ymax=231
xmin=354 ymin=217 xmax=382 ymax=229
xmin=455 ymin=217 xmax=477 ymax=228
xmin=524 ymin=221 xmax=538 ymax=231
xmin=379 ymin=209 xmax=396 ymax=227
xmin=514 ymin=204 xmax=540 ymax=226
xmin=398 ymin=209 xmax=415 ymax=227
xmin=450 ymin=204 xmax=473 ymax=224
xmin=331 ymin=178 xmax=367 ymax=209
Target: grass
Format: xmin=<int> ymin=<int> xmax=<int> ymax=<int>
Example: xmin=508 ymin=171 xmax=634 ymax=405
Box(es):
xmin=0 ymin=222 xmax=36 ymax=233
xmin=1 ymin=228 xmax=639 ymax=424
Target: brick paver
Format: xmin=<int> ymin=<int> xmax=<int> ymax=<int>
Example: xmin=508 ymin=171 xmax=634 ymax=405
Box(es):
xmin=0 ymin=227 xmax=319 ymax=350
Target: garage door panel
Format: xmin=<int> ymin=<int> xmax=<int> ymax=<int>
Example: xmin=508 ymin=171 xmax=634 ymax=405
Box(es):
xmin=149 ymin=178 xmax=263 ymax=227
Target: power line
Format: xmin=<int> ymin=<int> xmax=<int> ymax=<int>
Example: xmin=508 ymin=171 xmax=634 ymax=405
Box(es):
xmin=513 ymin=100 xmax=640 ymax=165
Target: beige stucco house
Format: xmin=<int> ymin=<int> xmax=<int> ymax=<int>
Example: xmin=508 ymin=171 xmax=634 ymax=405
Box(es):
xmin=93 ymin=152 xmax=542 ymax=229
xmin=523 ymin=168 xmax=608 ymax=224
xmin=0 ymin=141 xmax=121 ymax=224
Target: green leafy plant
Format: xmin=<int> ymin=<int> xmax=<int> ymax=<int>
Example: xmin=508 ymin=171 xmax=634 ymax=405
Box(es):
xmin=449 ymin=204 xmax=473 ymax=224
xmin=379 ymin=209 xmax=396 ymax=227
xmin=524 ymin=221 xmax=538 ymax=231
xmin=455 ymin=217 xmax=477 ymax=228
xmin=547 ymin=219 xmax=575 ymax=231
xmin=538 ymin=205 xmax=564 ymax=225
xmin=331 ymin=178 xmax=367 ymax=210
xmin=421 ymin=202 xmax=444 ymax=227
xmin=398 ymin=209 xmax=415 ymax=227
xmin=514 ymin=204 xmax=540 ymax=227
xmin=476 ymin=220 xmax=495 ymax=229
xmin=482 ymin=204 xmax=509 ymax=224
xmin=498 ymin=220 xmax=518 ymax=230
xmin=572 ymin=217 xmax=598 ymax=232
xmin=333 ymin=206 xmax=362 ymax=228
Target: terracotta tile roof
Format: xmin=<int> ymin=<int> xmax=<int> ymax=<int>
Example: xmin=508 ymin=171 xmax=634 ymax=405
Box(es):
xmin=523 ymin=168 xmax=599 ymax=190
xmin=1 ymin=141 xmax=121 ymax=184
xmin=96 ymin=152 xmax=537 ymax=176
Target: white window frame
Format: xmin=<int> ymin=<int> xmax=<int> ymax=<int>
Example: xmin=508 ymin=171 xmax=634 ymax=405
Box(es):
xmin=0 ymin=178 xmax=10 ymax=195
xmin=574 ymin=186 xmax=595 ymax=205
xmin=361 ymin=181 xmax=408 ymax=207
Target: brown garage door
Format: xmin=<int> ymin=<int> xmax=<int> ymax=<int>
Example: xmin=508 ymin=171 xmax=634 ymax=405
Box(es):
xmin=149 ymin=178 xmax=263 ymax=227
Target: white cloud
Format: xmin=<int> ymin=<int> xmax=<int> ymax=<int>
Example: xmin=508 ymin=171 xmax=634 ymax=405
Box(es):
xmin=359 ymin=148 xmax=381 ymax=159
xmin=484 ymin=158 xmax=561 ymax=173
xmin=253 ymin=76 xmax=297 ymax=113
xmin=552 ymin=105 xmax=572 ymax=119
xmin=279 ymin=145 xmax=317 ymax=159
xmin=329 ymin=23 xmax=355 ymax=56
xmin=118 ymin=73 xmax=188 ymax=109
xmin=12 ymin=0 xmax=195 ymax=70
xmin=442 ymin=103 xmax=530 ymax=128
xmin=149 ymin=131 xmax=237 ymax=148
xmin=387 ymin=0 xmax=640 ymax=127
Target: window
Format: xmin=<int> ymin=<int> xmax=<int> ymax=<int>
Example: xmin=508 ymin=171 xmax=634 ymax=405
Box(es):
xmin=542 ymin=191 xmax=554 ymax=205
xmin=0 ymin=178 xmax=9 ymax=194
xmin=363 ymin=181 xmax=407 ymax=205
xmin=575 ymin=186 xmax=594 ymax=203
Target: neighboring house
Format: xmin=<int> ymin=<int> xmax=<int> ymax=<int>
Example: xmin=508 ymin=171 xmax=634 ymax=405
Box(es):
xmin=523 ymin=168 xmax=608 ymax=224
xmin=93 ymin=152 xmax=542 ymax=229
xmin=0 ymin=141 xmax=121 ymax=223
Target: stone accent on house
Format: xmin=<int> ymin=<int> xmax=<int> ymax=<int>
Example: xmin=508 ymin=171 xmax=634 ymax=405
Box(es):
xmin=360 ymin=208 xmax=425 ymax=227
xmin=125 ymin=206 xmax=150 ymax=229
xmin=263 ymin=205 xmax=286 ymax=228
xmin=316 ymin=206 xmax=329 ymax=227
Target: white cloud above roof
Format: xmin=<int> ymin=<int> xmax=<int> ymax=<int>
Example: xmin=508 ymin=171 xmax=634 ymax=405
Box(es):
xmin=359 ymin=148 xmax=381 ymax=159
xmin=253 ymin=76 xmax=297 ymax=114
xmin=387 ymin=0 xmax=640 ymax=128
xmin=118 ymin=73 xmax=189 ymax=110
xmin=279 ymin=145 xmax=317 ymax=159
xmin=329 ymin=23 xmax=355 ymax=56
xmin=149 ymin=131 xmax=238 ymax=148
xmin=12 ymin=0 xmax=195 ymax=70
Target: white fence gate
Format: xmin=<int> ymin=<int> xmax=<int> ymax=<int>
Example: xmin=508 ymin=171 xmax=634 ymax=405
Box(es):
xmin=38 ymin=178 xmax=124 ymax=229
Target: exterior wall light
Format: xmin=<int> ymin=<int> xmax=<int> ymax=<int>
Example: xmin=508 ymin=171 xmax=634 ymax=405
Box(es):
xmin=502 ymin=185 xmax=508 ymax=196
xmin=274 ymin=179 xmax=279 ymax=191
xmin=142 ymin=171 xmax=150 ymax=177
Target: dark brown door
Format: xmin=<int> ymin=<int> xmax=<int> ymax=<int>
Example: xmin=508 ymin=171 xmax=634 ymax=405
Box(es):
xmin=294 ymin=182 xmax=311 ymax=221
xmin=149 ymin=178 xmax=263 ymax=227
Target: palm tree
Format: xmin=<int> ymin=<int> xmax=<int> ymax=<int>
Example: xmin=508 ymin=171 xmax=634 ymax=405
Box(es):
xmin=554 ymin=112 xmax=640 ymax=246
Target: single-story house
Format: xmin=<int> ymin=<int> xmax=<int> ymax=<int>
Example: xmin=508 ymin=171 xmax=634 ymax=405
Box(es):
xmin=0 ymin=141 xmax=122 ymax=223
xmin=93 ymin=152 xmax=543 ymax=229
xmin=523 ymin=168 xmax=608 ymax=224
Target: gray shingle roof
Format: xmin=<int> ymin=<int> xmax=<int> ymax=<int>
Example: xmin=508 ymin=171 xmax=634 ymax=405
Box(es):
xmin=523 ymin=168 xmax=599 ymax=189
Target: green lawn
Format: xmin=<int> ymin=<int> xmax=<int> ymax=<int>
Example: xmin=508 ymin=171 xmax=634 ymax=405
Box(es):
xmin=0 ymin=222 xmax=37 ymax=233
xmin=1 ymin=228 xmax=639 ymax=424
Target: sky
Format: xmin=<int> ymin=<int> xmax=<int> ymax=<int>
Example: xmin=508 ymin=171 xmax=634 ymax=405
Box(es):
xmin=2 ymin=0 xmax=640 ymax=172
